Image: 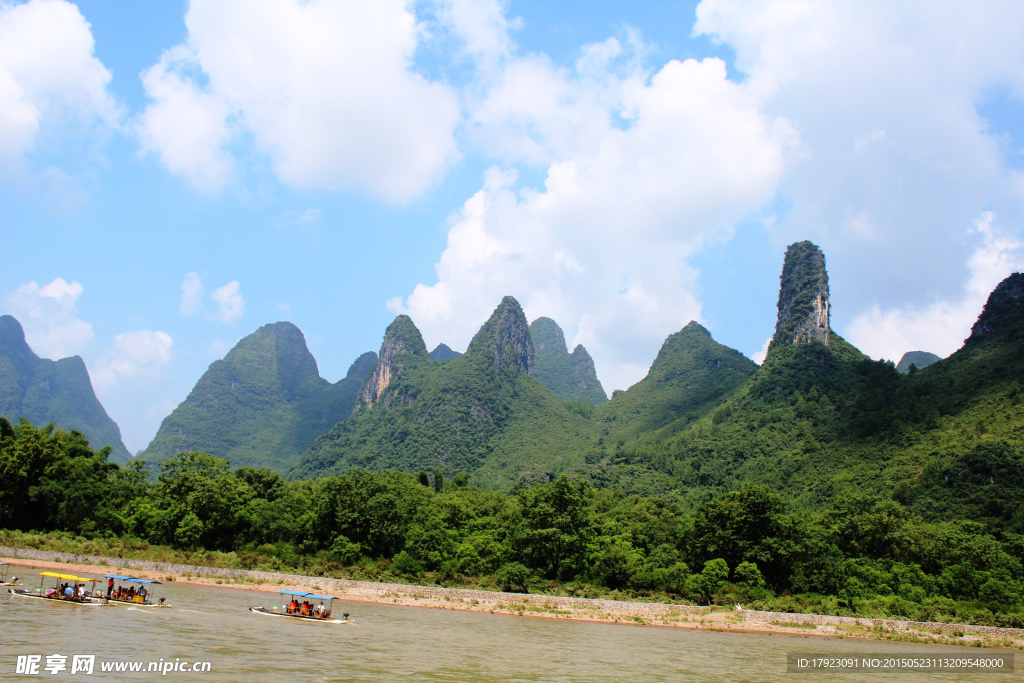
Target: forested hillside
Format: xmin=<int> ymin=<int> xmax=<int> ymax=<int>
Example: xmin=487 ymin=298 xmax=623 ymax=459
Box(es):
xmin=294 ymin=299 xmax=598 ymax=487
xmin=139 ymin=322 xmax=375 ymax=472
xmin=0 ymin=315 xmax=131 ymax=463
xmin=530 ymin=317 xmax=607 ymax=404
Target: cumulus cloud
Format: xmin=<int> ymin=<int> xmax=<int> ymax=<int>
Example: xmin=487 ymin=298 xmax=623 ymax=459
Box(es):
xmin=91 ymin=329 xmax=173 ymax=393
xmin=846 ymin=212 xmax=1024 ymax=362
xmin=3 ymin=278 xmax=94 ymax=358
xmin=136 ymin=0 xmax=460 ymax=200
xmin=179 ymin=271 xmax=204 ymax=315
xmin=211 ymin=280 xmax=244 ymax=324
xmin=392 ymin=46 xmax=794 ymax=392
xmin=0 ymin=0 xmax=119 ymax=168
xmin=694 ymin=0 xmax=1024 ymax=309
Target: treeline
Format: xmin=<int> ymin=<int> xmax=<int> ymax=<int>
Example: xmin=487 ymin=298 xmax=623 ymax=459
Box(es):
xmin=1 ymin=417 xmax=1023 ymax=627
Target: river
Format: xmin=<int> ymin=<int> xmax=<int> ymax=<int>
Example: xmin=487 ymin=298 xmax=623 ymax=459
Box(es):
xmin=2 ymin=567 xmax=1016 ymax=681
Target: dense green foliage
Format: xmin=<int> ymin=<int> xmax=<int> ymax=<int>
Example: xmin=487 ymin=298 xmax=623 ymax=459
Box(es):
xmin=296 ymin=300 xmax=601 ymax=487
xmin=0 ymin=315 xmax=131 ymax=463
xmin=3 ymin=418 xmax=1022 ymax=627
xmin=530 ymin=317 xmax=607 ymax=404
xmin=140 ymin=322 xmax=375 ymax=472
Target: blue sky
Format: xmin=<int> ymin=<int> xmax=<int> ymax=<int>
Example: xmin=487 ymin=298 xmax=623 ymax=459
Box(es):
xmin=2 ymin=0 xmax=1024 ymax=454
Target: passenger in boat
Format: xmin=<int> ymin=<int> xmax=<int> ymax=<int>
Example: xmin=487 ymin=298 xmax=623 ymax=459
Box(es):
xmin=128 ymin=586 xmax=136 ymax=600
xmin=138 ymin=586 xmax=147 ymax=600
xmin=64 ymin=585 xmax=73 ymax=599
xmin=315 ymin=603 xmax=324 ymax=617
xmin=107 ymin=577 xmax=114 ymax=598
xmin=77 ymin=585 xmax=86 ymax=599
xmin=289 ymin=598 xmax=298 ymax=614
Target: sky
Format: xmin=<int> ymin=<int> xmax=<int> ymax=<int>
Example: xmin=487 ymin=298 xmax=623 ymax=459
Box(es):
xmin=2 ymin=0 xmax=1024 ymax=454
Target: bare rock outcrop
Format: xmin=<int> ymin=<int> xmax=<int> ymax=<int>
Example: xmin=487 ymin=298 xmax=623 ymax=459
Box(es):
xmin=969 ymin=272 xmax=1024 ymax=341
xmin=359 ymin=315 xmax=429 ymax=405
xmin=769 ymin=241 xmax=831 ymax=355
xmin=467 ymin=296 xmax=534 ymax=376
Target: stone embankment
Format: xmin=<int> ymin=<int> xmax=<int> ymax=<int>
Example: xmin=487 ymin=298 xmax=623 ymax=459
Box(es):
xmin=739 ymin=609 xmax=1024 ymax=640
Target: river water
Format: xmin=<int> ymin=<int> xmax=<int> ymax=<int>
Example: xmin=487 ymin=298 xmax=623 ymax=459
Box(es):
xmin=1 ymin=567 xmax=1017 ymax=681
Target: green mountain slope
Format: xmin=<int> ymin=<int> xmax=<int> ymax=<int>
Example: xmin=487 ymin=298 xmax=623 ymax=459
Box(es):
xmin=293 ymin=298 xmax=598 ymax=487
xmin=575 ymin=248 xmax=1024 ymax=534
xmin=529 ymin=317 xmax=607 ymax=404
xmin=139 ymin=322 xmax=374 ymax=472
xmin=896 ymin=350 xmax=941 ymax=374
xmin=599 ymin=321 xmax=758 ymax=438
xmin=429 ymin=343 xmax=461 ymax=362
xmin=0 ymin=315 xmax=131 ymax=463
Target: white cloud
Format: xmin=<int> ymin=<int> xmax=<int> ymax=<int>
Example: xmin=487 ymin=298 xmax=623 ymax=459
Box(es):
xmin=846 ymin=212 xmax=1024 ymax=361
xmin=136 ymin=45 xmax=234 ymax=193
xmin=694 ymin=0 xmax=1024 ymax=310
xmin=0 ymin=0 xmax=119 ymax=169
xmin=179 ymin=272 xmax=204 ymax=315
xmin=137 ymin=0 xmax=460 ymax=201
xmin=211 ymin=280 xmax=244 ymax=324
xmin=91 ymin=329 xmax=173 ymax=393
xmin=751 ymin=336 xmax=772 ymax=365
xmin=3 ymin=277 xmax=93 ymax=358
xmin=393 ymin=46 xmax=794 ymax=392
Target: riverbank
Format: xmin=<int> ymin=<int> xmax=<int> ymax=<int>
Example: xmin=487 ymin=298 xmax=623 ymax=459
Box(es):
xmin=3 ymin=546 xmax=1022 ymax=650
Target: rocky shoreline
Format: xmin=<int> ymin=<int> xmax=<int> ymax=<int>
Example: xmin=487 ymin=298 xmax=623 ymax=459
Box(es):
xmin=3 ymin=545 xmax=1022 ymax=649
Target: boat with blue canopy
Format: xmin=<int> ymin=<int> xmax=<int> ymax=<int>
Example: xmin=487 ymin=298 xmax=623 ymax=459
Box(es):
xmin=0 ymin=562 xmax=21 ymax=586
xmin=249 ymin=590 xmax=352 ymax=623
xmin=8 ymin=571 xmax=106 ymax=605
xmin=103 ymin=575 xmax=170 ymax=607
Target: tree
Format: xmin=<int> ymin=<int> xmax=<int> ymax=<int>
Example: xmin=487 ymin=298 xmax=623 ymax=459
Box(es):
xmin=433 ymin=468 xmax=445 ymax=493
xmin=514 ymin=476 xmax=592 ymax=580
xmin=418 ymin=471 xmax=430 ymax=487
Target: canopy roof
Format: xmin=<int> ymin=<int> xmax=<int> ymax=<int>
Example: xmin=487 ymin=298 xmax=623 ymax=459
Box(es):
xmin=104 ymin=575 xmax=161 ymax=584
xmin=278 ymin=590 xmax=337 ymax=601
xmin=40 ymin=572 xmax=93 ymax=581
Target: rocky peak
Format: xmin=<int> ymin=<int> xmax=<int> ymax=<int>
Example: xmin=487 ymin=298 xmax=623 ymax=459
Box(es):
xmin=969 ymin=272 xmax=1024 ymax=341
xmin=345 ymin=351 xmax=378 ymax=380
xmin=226 ymin=322 xmax=321 ymax=386
xmin=468 ymin=296 xmax=533 ymax=375
xmin=359 ymin=315 xmax=428 ymax=404
xmin=651 ymin=321 xmax=712 ymax=371
xmin=530 ymin=317 xmax=568 ymax=355
xmin=0 ymin=315 xmax=33 ymax=365
xmin=529 ymin=316 xmax=607 ymax=403
xmin=770 ymin=241 xmax=830 ymax=354
xmin=429 ymin=343 xmax=462 ymax=362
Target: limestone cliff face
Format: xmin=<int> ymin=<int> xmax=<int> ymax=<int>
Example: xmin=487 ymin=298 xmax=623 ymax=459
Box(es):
xmin=467 ymin=296 xmax=534 ymax=375
xmin=969 ymin=272 xmax=1024 ymax=341
xmin=529 ymin=316 xmax=607 ymax=403
xmin=770 ymin=241 xmax=831 ymax=355
xmin=359 ymin=315 xmax=429 ymax=405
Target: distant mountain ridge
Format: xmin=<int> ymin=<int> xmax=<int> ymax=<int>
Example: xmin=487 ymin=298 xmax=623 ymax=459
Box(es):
xmin=896 ymin=351 xmax=941 ymax=374
xmin=0 ymin=315 xmax=131 ymax=463
xmin=293 ymin=297 xmax=597 ymax=486
xmin=529 ymin=317 xmax=607 ymax=404
xmin=139 ymin=322 xmax=374 ymax=472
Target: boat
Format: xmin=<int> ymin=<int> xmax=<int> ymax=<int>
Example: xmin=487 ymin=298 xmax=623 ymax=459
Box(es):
xmin=249 ymin=590 xmax=352 ymax=624
xmin=0 ymin=562 xmax=21 ymax=586
xmin=8 ymin=572 xmax=107 ymax=605
xmin=102 ymin=575 xmax=171 ymax=607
